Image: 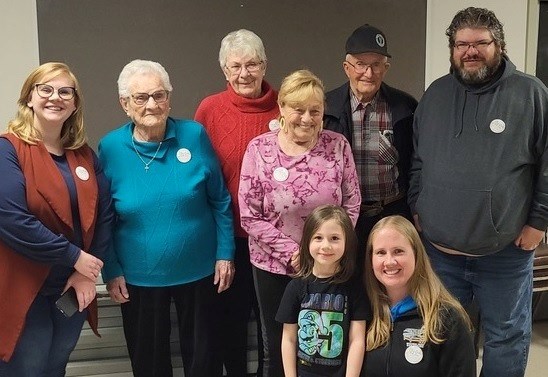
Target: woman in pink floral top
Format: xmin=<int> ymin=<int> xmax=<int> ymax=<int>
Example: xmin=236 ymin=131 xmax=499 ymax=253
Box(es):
xmin=238 ymin=69 xmax=361 ymax=377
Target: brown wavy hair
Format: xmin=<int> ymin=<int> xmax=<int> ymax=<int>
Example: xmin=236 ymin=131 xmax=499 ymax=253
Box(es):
xmin=296 ymin=205 xmax=358 ymax=284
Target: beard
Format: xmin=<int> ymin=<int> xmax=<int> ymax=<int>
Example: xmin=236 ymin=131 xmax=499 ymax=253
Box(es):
xmin=451 ymin=50 xmax=502 ymax=85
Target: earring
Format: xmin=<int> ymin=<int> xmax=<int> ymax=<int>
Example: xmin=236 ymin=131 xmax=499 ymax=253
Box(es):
xmin=279 ymin=116 xmax=286 ymax=132
xmin=126 ymin=112 xmax=130 ymax=117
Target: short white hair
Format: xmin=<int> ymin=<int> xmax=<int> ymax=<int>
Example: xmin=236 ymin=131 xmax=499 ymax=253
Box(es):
xmin=218 ymin=29 xmax=267 ymax=68
xmin=117 ymin=59 xmax=173 ymax=98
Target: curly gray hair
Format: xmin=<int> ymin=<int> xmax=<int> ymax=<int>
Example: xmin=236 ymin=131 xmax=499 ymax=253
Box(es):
xmin=446 ymin=7 xmax=506 ymax=54
xmin=117 ymin=59 xmax=173 ymax=98
xmin=218 ymin=29 xmax=267 ymax=68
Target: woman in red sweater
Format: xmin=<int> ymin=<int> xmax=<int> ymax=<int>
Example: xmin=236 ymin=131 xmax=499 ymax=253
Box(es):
xmin=194 ymin=29 xmax=278 ymax=377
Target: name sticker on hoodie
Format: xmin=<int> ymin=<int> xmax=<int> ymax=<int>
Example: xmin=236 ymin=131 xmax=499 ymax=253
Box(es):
xmin=490 ymin=119 xmax=506 ymax=134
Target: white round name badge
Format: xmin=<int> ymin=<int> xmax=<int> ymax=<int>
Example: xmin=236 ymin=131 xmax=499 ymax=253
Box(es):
xmin=176 ymin=148 xmax=192 ymax=163
xmin=273 ymin=167 xmax=289 ymax=182
xmin=75 ymin=166 xmax=90 ymax=181
xmin=490 ymin=119 xmax=505 ymax=134
xmin=269 ymin=119 xmax=280 ymax=131
xmin=405 ymin=345 xmax=423 ymax=364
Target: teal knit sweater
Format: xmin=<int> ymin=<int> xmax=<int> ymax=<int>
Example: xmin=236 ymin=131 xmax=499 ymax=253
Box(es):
xmin=98 ymin=117 xmax=234 ymax=286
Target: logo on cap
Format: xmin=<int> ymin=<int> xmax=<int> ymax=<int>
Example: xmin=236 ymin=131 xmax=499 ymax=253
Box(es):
xmin=376 ymin=34 xmax=385 ymax=47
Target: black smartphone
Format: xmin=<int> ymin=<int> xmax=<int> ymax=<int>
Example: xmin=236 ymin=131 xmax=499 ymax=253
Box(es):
xmin=55 ymin=287 xmax=79 ymax=317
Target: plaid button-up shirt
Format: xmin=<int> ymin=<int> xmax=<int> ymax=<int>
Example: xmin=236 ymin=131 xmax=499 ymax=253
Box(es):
xmin=350 ymin=90 xmax=400 ymax=202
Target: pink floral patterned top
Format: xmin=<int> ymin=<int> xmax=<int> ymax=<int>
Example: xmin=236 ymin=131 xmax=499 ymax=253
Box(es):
xmin=238 ymin=129 xmax=361 ymax=275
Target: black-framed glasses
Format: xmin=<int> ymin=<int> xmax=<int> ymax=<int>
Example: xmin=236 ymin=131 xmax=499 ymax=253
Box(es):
xmin=345 ymin=60 xmax=386 ymax=74
xmin=130 ymin=90 xmax=170 ymax=106
xmin=224 ymin=61 xmax=263 ymax=75
xmin=35 ymin=84 xmax=76 ymax=100
xmin=454 ymin=40 xmax=494 ymax=52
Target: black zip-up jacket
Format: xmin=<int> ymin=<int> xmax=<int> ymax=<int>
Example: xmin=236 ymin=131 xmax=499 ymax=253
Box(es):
xmin=324 ymin=82 xmax=418 ymax=197
xmin=364 ymin=307 xmax=476 ymax=377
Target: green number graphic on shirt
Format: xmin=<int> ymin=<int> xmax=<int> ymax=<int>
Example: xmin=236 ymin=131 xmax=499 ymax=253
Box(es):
xmin=298 ymin=310 xmax=344 ymax=358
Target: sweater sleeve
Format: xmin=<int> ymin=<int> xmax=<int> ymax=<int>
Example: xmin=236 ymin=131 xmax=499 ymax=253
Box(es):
xmin=438 ymin=308 xmax=476 ymax=377
xmin=88 ymin=151 xmax=115 ymax=260
xmin=238 ymin=140 xmax=300 ymax=266
xmin=200 ymin=127 xmax=235 ymax=261
xmin=339 ymin=136 xmax=361 ymax=226
xmin=194 ymin=97 xmax=209 ymax=126
xmin=0 ymin=137 xmax=81 ymax=266
xmin=97 ymin=138 xmax=124 ymax=281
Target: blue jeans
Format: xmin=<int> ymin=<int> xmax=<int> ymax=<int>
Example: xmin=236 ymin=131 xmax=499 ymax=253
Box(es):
xmin=0 ymin=293 xmax=87 ymax=377
xmin=424 ymin=239 xmax=533 ymax=377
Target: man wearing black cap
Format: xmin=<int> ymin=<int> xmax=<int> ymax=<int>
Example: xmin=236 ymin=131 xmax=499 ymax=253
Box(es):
xmin=324 ymin=24 xmax=417 ymax=267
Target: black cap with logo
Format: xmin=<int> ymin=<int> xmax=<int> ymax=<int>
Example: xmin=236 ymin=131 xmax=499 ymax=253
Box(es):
xmin=345 ymin=24 xmax=391 ymax=58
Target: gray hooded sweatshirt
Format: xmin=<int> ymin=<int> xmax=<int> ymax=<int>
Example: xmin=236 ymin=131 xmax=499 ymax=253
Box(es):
xmin=408 ymin=57 xmax=548 ymax=255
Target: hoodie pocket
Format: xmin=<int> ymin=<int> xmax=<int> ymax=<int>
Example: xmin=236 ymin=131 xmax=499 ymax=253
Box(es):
xmin=416 ymin=183 xmax=501 ymax=253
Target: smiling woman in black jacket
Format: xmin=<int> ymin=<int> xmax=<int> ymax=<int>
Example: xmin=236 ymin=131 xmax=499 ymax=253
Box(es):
xmin=363 ymin=216 xmax=476 ymax=377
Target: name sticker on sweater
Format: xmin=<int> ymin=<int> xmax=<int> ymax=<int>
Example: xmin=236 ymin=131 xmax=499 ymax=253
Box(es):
xmin=176 ymin=148 xmax=192 ymax=163
xmin=489 ymin=119 xmax=505 ymax=134
xmin=273 ymin=167 xmax=289 ymax=182
xmin=75 ymin=166 xmax=90 ymax=181
xmin=269 ymin=119 xmax=280 ymax=131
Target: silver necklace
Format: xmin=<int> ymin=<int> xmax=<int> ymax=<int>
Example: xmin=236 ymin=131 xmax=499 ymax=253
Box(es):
xmin=131 ymin=136 xmax=163 ymax=172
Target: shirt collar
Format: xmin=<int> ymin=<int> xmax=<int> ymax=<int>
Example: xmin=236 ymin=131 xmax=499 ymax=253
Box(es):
xmin=349 ymin=88 xmax=379 ymax=112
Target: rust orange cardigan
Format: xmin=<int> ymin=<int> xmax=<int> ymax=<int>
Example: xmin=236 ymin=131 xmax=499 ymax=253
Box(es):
xmin=0 ymin=134 xmax=100 ymax=362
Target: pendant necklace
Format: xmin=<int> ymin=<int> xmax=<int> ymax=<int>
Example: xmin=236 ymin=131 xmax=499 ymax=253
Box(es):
xmin=131 ymin=135 xmax=163 ymax=172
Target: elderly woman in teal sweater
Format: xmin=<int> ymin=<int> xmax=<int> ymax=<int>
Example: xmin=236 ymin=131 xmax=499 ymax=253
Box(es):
xmin=98 ymin=59 xmax=234 ymax=377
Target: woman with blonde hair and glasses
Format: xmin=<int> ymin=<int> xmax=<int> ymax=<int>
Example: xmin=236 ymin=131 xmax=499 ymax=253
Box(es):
xmin=364 ymin=215 xmax=475 ymax=376
xmin=0 ymin=62 xmax=114 ymax=376
xmin=239 ymin=69 xmax=361 ymax=376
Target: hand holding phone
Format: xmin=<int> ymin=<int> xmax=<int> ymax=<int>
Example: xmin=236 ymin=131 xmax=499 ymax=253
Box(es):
xmin=55 ymin=287 xmax=79 ymax=317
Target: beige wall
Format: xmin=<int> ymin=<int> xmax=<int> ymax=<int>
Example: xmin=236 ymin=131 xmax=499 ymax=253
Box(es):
xmin=0 ymin=0 xmax=39 ymax=132
xmin=425 ymin=0 xmax=533 ymax=89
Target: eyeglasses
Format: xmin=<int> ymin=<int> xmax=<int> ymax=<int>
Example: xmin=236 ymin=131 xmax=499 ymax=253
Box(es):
xmin=345 ymin=60 xmax=386 ymax=74
xmin=454 ymin=40 xmax=495 ymax=52
xmin=35 ymin=84 xmax=76 ymax=100
xmin=224 ymin=61 xmax=263 ymax=75
xmin=130 ymin=90 xmax=170 ymax=106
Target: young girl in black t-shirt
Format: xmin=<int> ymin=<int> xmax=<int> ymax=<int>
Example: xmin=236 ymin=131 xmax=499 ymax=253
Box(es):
xmin=276 ymin=205 xmax=371 ymax=377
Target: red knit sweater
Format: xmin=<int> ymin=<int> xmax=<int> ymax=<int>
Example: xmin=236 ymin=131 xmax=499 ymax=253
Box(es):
xmin=195 ymin=81 xmax=279 ymax=237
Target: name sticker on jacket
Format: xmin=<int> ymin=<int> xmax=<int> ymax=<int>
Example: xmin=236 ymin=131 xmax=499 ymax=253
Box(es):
xmin=403 ymin=327 xmax=426 ymax=364
xmin=75 ymin=166 xmax=90 ymax=181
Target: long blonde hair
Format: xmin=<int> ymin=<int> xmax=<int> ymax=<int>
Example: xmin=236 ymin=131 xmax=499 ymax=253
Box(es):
xmin=7 ymin=62 xmax=87 ymax=149
xmin=364 ymin=216 xmax=471 ymax=351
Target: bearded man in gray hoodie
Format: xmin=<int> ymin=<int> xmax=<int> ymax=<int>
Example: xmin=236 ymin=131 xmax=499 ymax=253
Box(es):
xmin=409 ymin=7 xmax=548 ymax=377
